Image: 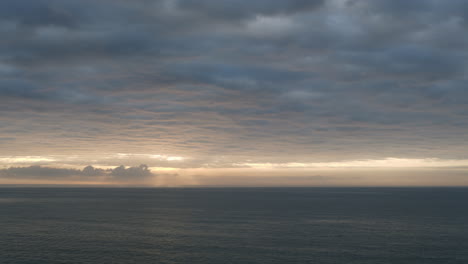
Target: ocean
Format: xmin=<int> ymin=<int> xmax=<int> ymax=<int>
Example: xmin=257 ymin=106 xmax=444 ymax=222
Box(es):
xmin=0 ymin=187 xmax=467 ymax=263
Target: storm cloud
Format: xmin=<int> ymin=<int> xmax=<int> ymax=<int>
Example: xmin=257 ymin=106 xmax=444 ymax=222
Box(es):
xmin=1 ymin=0 xmax=468 ymax=184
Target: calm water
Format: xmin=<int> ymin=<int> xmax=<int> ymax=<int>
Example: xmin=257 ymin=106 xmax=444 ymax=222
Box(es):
xmin=0 ymin=187 xmax=467 ymax=264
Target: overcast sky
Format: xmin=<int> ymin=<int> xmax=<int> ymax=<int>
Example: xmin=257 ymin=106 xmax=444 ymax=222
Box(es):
xmin=1 ymin=0 xmax=468 ymax=186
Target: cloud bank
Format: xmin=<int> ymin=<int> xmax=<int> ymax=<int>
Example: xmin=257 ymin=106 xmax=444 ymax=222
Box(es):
xmin=0 ymin=164 xmax=154 ymax=184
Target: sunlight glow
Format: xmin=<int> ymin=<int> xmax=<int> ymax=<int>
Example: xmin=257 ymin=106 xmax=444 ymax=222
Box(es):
xmin=0 ymin=156 xmax=56 ymax=164
xmin=115 ymin=153 xmax=185 ymax=161
xmin=237 ymin=158 xmax=468 ymax=169
xmin=150 ymin=155 xmax=185 ymax=161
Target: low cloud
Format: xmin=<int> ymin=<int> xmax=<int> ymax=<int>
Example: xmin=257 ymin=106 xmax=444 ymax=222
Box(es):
xmin=0 ymin=164 xmax=154 ymax=183
xmin=109 ymin=164 xmax=152 ymax=179
xmin=0 ymin=166 xmax=82 ymax=179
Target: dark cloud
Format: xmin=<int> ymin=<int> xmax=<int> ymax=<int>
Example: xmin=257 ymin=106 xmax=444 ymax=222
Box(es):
xmin=0 ymin=79 xmax=45 ymax=99
xmin=0 ymin=0 xmax=78 ymax=28
xmin=176 ymin=0 xmax=324 ymax=20
xmin=0 ymin=165 xmax=153 ymax=181
xmin=1 ymin=0 xmax=468 ymax=168
xmin=0 ymin=166 xmax=82 ymax=179
xmin=110 ymin=164 xmax=152 ymax=179
xmin=82 ymin=165 xmax=105 ymax=176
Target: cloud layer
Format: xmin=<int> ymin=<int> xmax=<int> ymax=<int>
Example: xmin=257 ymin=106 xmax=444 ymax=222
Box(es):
xmin=0 ymin=164 xmax=154 ymax=184
xmin=1 ymin=0 xmax=468 ymax=184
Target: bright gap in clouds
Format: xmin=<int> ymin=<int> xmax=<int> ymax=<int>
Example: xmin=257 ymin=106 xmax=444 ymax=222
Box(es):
xmin=150 ymin=155 xmax=185 ymax=161
xmin=116 ymin=153 xmax=185 ymax=161
xmin=0 ymin=156 xmax=56 ymax=164
xmin=237 ymin=158 xmax=468 ymax=169
xmin=1 ymin=155 xmax=468 ymax=170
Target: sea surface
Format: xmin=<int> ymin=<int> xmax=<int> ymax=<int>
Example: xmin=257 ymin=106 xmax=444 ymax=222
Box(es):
xmin=0 ymin=187 xmax=467 ymax=264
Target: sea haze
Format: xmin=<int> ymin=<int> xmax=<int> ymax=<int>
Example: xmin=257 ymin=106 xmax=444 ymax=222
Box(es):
xmin=1 ymin=187 xmax=467 ymax=264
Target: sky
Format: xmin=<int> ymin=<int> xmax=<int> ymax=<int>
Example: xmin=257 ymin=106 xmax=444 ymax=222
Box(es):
xmin=1 ymin=0 xmax=468 ymax=186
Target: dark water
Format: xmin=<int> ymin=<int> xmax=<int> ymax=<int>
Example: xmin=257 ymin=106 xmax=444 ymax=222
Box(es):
xmin=1 ymin=188 xmax=467 ymax=264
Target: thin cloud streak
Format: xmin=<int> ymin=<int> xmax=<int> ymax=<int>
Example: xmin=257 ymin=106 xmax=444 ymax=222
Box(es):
xmin=236 ymin=158 xmax=468 ymax=169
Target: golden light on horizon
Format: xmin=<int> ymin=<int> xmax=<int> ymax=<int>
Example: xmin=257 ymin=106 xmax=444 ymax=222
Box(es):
xmin=236 ymin=158 xmax=468 ymax=169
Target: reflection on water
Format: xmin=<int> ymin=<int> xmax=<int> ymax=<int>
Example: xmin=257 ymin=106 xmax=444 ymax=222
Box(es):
xmin=0 ymin=198 xmax=31 ymax=203
xmin=0 ymin=187 xmax=467 ymax=264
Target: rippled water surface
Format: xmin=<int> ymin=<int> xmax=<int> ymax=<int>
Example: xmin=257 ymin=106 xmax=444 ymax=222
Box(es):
xmin=1 ymin=187 xmax=467 ymax=263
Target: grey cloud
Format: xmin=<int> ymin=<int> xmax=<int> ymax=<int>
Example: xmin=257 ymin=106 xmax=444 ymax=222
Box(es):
xmin=0 ymin=79 xmax=45 ymax=99
xmin=0 ymin=0 xmax=77 ymax=28
xmin=2 ymin=28 xmax=156 ymax=67
xmin=176 ymin=0 xmax=324 ymax=20
xmin=166 ymin=62 xmax=309 ymax=93
xmin=0 ymin=166 xmax=82 ymax=179
xmin=0 ymin=165 xmax=153 ymax=180
xmin=1 ymin=0 xmax=468 ymax=165
xmin=110 ymin=164 xmax=152 ymax=179
xmin=81 ymin=165 xmax=105 ymax=176
xmin=349 ymin=0 xmax=436 ymax=15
